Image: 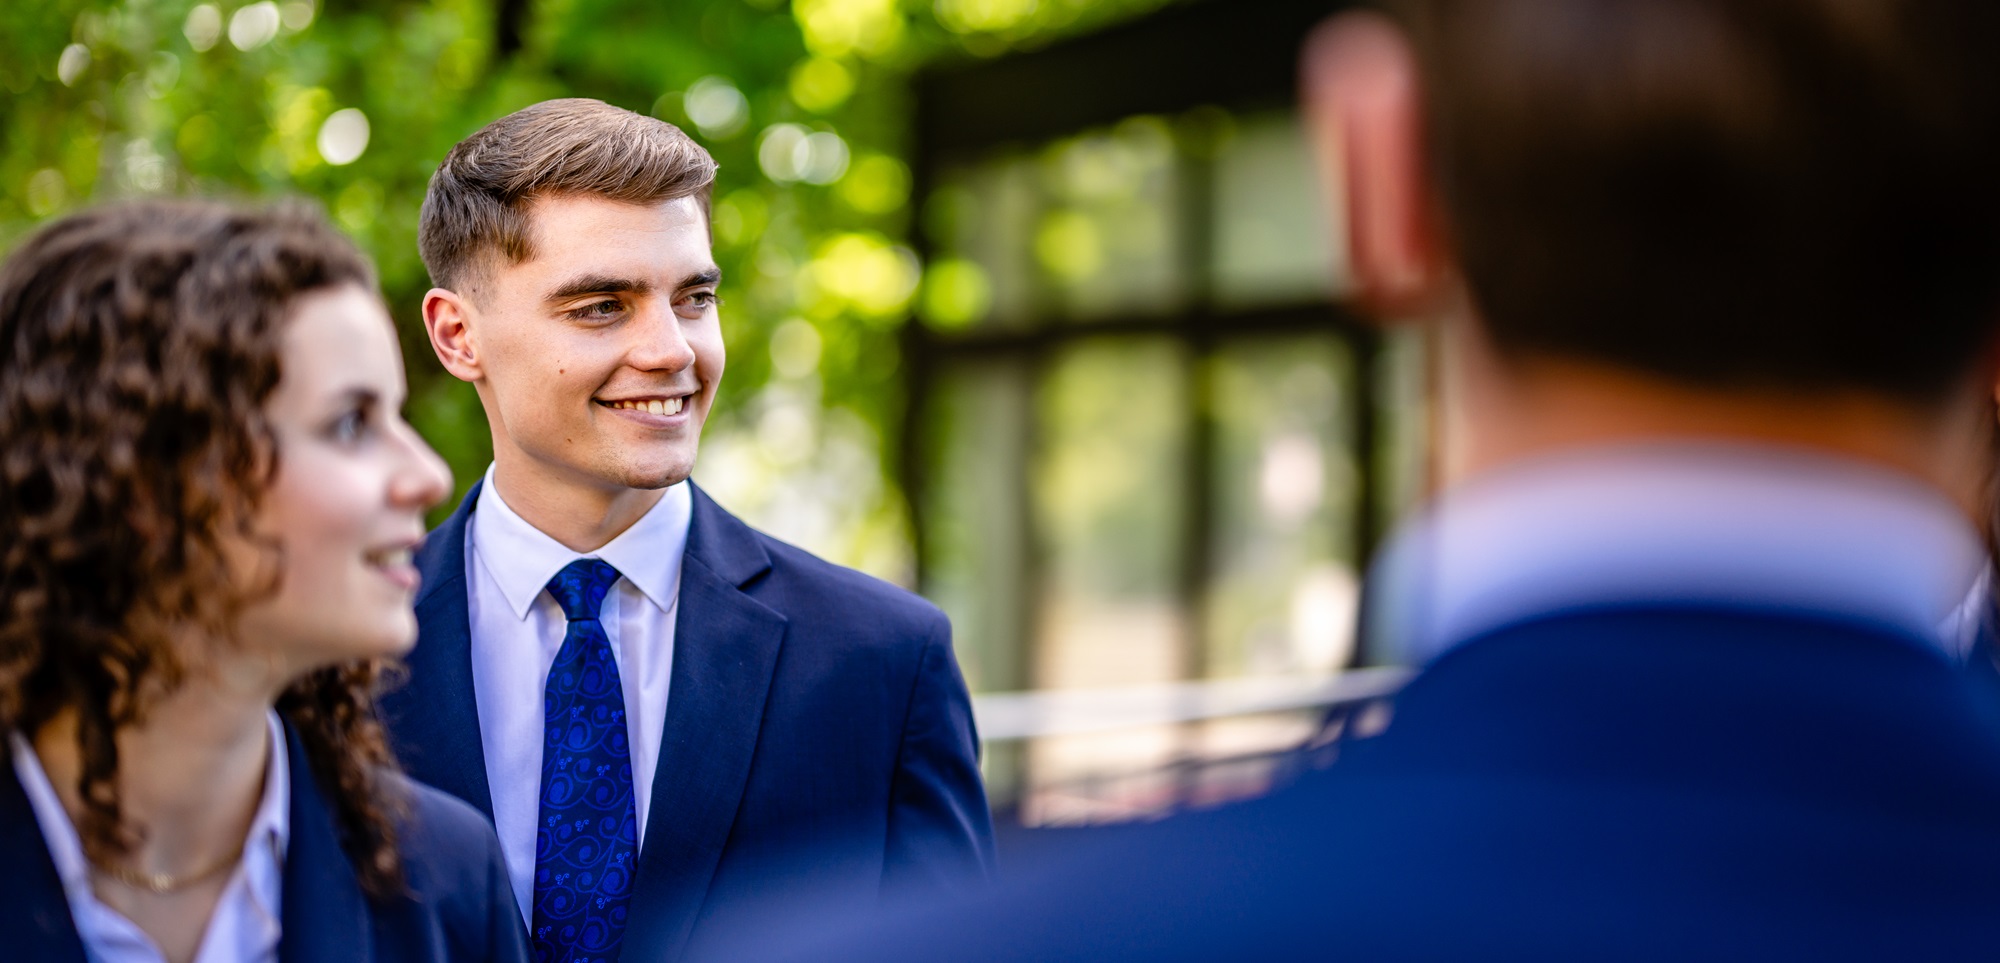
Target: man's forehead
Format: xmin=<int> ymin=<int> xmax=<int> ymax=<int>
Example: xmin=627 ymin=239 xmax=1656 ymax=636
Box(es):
xmin=516 ymin=194 xmax=710 ymax=275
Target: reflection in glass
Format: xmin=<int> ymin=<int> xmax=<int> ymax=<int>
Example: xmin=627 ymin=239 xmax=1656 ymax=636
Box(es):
xmin=926 ymin=157 xmax=1041 ymax=327
xmin=1025 ymin=338 xmax=1190 ymax=822
xmin=1212 ymin=112 xmax=1347 ymax=308
xmin=1206 ymin=336 xmax=1360 ymax=679
xmin=1036 ymin=117 xmax=1183 ymax=319
xmin=923 ymin=359 xmax=1036 ymax=801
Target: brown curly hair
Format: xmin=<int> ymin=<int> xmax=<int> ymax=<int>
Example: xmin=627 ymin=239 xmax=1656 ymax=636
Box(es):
xmin=0 ymin=199 xmax=407 ymax=895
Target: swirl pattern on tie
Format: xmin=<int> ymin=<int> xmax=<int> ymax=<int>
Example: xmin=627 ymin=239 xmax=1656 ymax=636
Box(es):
xmin=532 ymin=558 xmax=638 ymax=963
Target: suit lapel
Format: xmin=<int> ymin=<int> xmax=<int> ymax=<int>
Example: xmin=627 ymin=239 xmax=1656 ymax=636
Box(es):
xmin=278 ymin=722 xmax=375 ymax=963
xmin=386 ymin=481 xmax=496 ymax=819
xmin=0 ymin=748 xmax=89 ymax=963
xmin=622 ymin=484 xmax=787 ymax=963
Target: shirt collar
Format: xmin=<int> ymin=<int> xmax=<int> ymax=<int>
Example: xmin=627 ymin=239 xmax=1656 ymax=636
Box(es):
xmin=243 ymin=709 xmax=289 ymax=906
xmin=470 ymin=463 xmax=693 ymax=620
xmin=1369 ymin=442 xmax=1985 ymax=665
xmin=10 ymin=708 xmax=290 ymax=909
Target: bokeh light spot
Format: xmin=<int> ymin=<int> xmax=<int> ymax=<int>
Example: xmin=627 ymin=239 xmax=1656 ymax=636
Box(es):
xmin=920 ymin=259 xmax=993 ymax=329
xmin=335 ymin=179 xmax=383 ymax=232
xmin=57 ymin=44 xmax=90 ymax=87
xmin=279 ymin=0 xmax=316 ymax=32
xmin=770 ymin=319 xmax=825 ymax=379
xmin=183 ymin=5 xmax=223 ymax=52
xmin=685 ymin=76 xmax=750 ymax=139
xmin=799 ymin=131 xmax=850 ymax=185
xmin=936 ymin=0 xmax=1040 ymax=34
xmin=789 ymin=57 xmax=855 ymax=113
xmin=317 ymin=107 xmax=369 ymax=166
xmin=24 ymin=169 xmax=67 ymax=218
xmin=145 ymin=52 xmax=182 ymax=98
xmin=714 ymin=189 xmax=769 ymax=247
xmin=759 ymin=123 xmax=809 ymax=182
xmin=836 ymin=154 xmax=910 ymax=214
xmin=229 ymin=2 xmax=282 ymax=51
xmin=810 ymin=233 xmax=919 ymax=319
xmin=794 ymin=0 xmax=904 ymax=59
xmin=1035 ymin=210 xmax=1104 ymax=280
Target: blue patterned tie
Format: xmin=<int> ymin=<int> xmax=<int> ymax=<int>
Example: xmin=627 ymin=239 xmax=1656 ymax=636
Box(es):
xmin=532 ymin=559 xmax=638 ymax=963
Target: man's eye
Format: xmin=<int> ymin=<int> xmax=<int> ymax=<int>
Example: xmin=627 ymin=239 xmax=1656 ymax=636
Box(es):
xmin=573 ymin=299 xmax=624 ymax=319
xmin=686 ymin=291 xmax=720 ymax=308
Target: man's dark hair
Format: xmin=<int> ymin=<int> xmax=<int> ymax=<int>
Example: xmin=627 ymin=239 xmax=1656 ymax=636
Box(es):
xmin=1400 ymin=0 xmax=2000 ymax=404
xmin=418 ymin=98 xmax=718 ymax=295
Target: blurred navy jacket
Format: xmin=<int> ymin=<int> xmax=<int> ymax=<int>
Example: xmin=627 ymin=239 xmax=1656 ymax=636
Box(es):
xmin=1 ymin=721 xmax=530 ymax=963
xmin=382 ymin=480 xmax=994 ymax=963
xmin=747 ymin=446 xmax=2000 ymax=961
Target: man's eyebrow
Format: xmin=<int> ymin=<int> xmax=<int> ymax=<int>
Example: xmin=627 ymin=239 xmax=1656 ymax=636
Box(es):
xmin=680 ymin=267 xmax=723 ymax=290
xmin=543 ymin=273 xmax=653 ymax=303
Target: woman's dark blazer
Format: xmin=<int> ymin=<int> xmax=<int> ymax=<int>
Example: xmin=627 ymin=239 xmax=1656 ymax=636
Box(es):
xmin=0 ymin=721 xmax=531 ymax=963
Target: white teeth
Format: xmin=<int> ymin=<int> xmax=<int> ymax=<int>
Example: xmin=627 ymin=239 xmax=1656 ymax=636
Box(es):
xmin=370 ymin=547 xmax=412 ymax=567
xmin=603 ymin=397 xmax=686 ymax=414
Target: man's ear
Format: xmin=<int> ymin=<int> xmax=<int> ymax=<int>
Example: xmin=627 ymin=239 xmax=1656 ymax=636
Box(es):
xmin=423 ymin=287 xmax=483 ymax=383
xmin=1301 ymin=11 xmax=1453 ymax=320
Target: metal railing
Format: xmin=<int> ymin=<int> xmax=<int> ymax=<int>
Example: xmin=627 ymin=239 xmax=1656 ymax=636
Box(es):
xmin=973 ymin=667 xmax=1412 ymax=825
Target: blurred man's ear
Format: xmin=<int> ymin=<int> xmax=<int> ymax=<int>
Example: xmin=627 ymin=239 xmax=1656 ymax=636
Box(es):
xmin=1302 ymin=11 xmax=1452 ymax=320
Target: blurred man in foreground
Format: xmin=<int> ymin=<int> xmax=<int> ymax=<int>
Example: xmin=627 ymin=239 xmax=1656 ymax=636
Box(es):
xmin=739 ymin=1 xmax=2000 ymax=958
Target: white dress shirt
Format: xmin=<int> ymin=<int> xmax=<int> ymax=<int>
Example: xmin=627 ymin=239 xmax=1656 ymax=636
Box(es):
xmin=466 ymin=465 xmax=691 ymax=924
xmin=1367 ymin=443 xmax=1986 ymax=665
xmin=11 ymin=709 xmax=290 ymax=963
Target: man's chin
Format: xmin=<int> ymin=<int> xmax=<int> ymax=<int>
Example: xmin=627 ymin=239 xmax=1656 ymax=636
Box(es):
xmin=607 ymin=455 xmax=697 ymax=492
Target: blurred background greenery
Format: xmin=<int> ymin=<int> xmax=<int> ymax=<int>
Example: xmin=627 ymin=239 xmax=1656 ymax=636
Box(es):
xmin=3 ymin=0 xmax=1430 ymax=822
xmin=0 ymin=0 xmax=1177 ymax=578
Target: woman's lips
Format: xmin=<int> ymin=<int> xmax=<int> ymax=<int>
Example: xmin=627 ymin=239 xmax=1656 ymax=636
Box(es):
xmin=364 ymin=545 xmax=420 ymax=591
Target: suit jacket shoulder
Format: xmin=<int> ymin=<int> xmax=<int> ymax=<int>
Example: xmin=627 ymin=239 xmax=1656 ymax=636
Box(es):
xmin=676 ymin=486 xmax=994 ymax=945
xmin=372 ymin=776 xmax=529 ymax=963
xmin=281 ymin=724 xmax=531 ymax=963
xmin=742 ymin=605 xmax=2000 ymax=962
xmin=691 ymin=484 xmax=946 ymax=646
xmin=756 ymin=531 xmax=946 ymax=642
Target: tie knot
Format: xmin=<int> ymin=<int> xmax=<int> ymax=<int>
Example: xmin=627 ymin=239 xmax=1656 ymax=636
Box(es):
xmin=546 ymin=559 xmax=621 ymax=622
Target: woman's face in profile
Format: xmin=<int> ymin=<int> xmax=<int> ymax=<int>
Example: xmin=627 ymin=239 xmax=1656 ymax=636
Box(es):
xmin=233 ymin=285 xmax=451 ymax=678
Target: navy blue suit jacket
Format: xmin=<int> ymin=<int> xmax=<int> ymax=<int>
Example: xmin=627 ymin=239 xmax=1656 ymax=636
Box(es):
xmin=1 ymin=721 xmax=529 ymax=963
xmin=381 ymin=481 xmax=994 ymax=962
xmin=754 ymin=607 xmax=2000 ymax=961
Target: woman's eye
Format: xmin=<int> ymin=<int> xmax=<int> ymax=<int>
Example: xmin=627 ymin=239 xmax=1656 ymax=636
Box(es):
xmin=329 ymin=410 xmax=367 ymax=443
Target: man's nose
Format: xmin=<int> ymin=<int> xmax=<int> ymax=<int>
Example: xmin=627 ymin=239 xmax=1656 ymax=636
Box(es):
xmin=626 ymin=304 xmax=697 ymax=373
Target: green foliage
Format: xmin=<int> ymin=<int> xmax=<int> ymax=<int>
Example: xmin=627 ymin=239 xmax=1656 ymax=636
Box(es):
xmin=0 ymin=0 xmax=1176 ymax=563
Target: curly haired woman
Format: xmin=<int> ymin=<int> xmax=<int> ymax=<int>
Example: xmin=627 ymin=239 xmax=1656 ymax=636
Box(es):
xmin=0 ymin=200 xmax=529 ymax=963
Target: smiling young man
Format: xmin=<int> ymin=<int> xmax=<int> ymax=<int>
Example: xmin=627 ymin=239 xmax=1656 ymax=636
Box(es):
xmin=378 ymin=99 xmax=993 ymax=963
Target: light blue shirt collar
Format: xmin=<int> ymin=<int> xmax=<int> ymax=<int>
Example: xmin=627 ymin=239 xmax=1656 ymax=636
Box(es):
xmin=1369 ymin=443 xmax=1985 ymax=664
xmin=471 ymin=464 xmax=692 ymax=620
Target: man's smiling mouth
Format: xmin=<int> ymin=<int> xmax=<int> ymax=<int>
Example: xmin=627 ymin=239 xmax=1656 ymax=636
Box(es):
xmin=596 ymin=396 xmax=688 ymax=416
